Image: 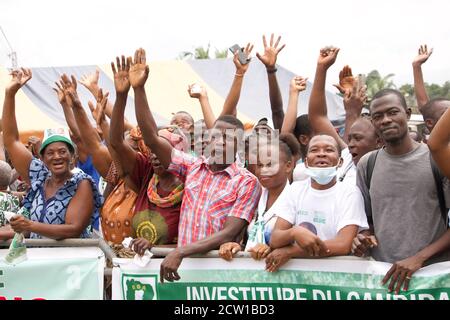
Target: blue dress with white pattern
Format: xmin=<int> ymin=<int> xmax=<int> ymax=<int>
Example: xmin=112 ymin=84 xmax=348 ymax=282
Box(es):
xmin=23 ymin=158 xmax=103 ymax=239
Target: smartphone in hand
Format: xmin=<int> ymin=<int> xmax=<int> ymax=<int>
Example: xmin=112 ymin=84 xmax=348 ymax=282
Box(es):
xmin=229 ymin=44 xmax=250 ymax=65
xmin=190 ymin=84 xmax=202 ymax=94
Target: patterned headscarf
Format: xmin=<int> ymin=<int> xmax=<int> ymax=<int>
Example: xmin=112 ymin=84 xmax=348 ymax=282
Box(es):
xmin=146 ymin=127 xmax=187 ymax=208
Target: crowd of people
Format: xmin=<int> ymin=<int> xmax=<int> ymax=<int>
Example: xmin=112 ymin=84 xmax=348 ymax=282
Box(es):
xmin=0 ymin=34 xmax=449 ymax=295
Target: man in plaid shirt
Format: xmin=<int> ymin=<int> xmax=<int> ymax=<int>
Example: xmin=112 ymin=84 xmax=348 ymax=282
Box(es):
xmin=129 ymin=48 xmax=261 ymax=282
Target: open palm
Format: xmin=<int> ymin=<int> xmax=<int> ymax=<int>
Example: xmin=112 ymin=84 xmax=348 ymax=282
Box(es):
xmin=334 ymin=65 xmax=355 ymax=94
xmin=111 ymin=56 xmax=130 ymax=93
xmin=413 ymin=44 xmax=433 ymax=66
xmin=129 ymin=48 xmax=149 ymax=89
xmin=79 ymin=69 xmax=100 ymax=92
xmin=256 ymin=34 xmax=285 ymax=69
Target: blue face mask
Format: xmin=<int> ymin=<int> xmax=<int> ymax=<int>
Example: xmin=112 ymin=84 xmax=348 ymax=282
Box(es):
xmin=304 ymin=165 xmax=339 ymax=185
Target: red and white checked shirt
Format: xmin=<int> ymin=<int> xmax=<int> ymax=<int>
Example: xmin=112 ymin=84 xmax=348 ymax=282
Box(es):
xmin=168 ymin=149 xmax=261 ymax=246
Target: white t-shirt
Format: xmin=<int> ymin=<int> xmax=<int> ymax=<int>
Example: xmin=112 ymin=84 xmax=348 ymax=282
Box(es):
xmin=337 ymin=147 xmax=356 ymax=184
xmin=293 ymin=161 xmax=309 ymax=182
xmin=276 ymin=178 xmax=368 ymax=240
xmin=245 ymin=182 xmax=290 ymax=250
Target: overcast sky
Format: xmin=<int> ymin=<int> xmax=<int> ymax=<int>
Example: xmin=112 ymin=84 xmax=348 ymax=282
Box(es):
xmin=1 ymin=0 xmax=449 ymax=87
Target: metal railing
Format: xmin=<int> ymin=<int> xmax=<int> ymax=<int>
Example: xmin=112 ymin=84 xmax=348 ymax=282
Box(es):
xmin=0 ymin=238 xmax=368 ymax=261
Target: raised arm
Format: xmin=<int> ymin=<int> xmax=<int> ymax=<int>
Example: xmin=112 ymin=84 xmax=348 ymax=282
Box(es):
xmin=2 ymin=69 xmax=33 ymax=183
xmin=79 ymin=69 xmax=134 ymax=131
xmin=62 ymin=77 xmax=112 ymax=178
xmin=281 ymin=76 xmax=308 ymax=133
xmin=428 ymin=106 xmax=450 ymax=178
xmin=256 ymin=34 xmax=286 ymax=130
xmin=0 ymin=133 xmax=5 ymax=162
xmin=109 ymin=55 xmax=139 ymax=182
xmin=130 ymin=48 xmax=173 ymax=168
xmin=188 ymin=84 xmax=215 ymax=129
xmin=88 ymin=94 xmax=111 ymax=146
xmin=220 ymin=43 xmax=253 ymax=117
xmin=412 ymin=44 xmax=433 ymax=110
xmin=309 ymin=47 xmax=346 ymax=149
xmin=54 ymin=75 xmax=84 ymax=148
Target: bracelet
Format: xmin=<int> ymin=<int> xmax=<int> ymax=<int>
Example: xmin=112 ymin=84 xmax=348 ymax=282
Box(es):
xmin=266 ymin=67 xmax=278 ymax=74
xmin=235 ymin=73 xmax=244 ymax=77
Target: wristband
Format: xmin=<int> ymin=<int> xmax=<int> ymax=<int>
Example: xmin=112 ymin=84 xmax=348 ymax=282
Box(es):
xmin=235 ymin=73 xmax=244 ymax=77
xmin=266 ymin=67 xmax=278 ymax=74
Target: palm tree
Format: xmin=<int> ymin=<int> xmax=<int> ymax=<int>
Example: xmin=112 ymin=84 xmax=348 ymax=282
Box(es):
xmin=214 ymin=48 xmax=228 ymax=59
xmin=194 ymin=44 xmax=210 ymax=59
xmin=365 ymin=70 xmax=396 ymax=100
xmin=399 ymin=83 xmax=418 ymax=113
xmin=177 ymin=44 xmax=228 ymax=60
xmin=177 ymin=44 xmax=210 ymax=60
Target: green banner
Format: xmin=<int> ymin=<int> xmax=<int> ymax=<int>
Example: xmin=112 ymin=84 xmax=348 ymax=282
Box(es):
xmin=0 ymin=247 xmax=104 ymax=300
xmin=112 ymin=257 xmax=450 ymax=300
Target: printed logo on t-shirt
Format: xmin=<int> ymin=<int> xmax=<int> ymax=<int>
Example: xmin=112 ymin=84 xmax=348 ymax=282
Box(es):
xmin=297 ymin=210 xmax=309 ymax=216
xmin=313 ymin=211 xmax=326 ymax=224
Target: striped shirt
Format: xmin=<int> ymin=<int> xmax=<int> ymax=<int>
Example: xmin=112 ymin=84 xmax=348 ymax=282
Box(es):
xmin=168 ymin=149 xmax=261 ymax=246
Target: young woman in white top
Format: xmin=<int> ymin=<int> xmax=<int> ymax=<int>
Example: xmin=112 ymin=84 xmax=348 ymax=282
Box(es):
xmin=219 ymin=133 xmax=300 ymax=261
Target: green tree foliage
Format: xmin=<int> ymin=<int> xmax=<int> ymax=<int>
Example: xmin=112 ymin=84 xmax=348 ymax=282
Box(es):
xmin=177 ymin=44 xmax=228 ymax=60
xmin=363 ymin=70 xmax=450 ymax=114
xmin=365 ymin=70 xmax=396 ymax=99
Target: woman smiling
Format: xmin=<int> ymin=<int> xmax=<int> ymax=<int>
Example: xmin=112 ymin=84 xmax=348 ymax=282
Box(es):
xmin=1 ymin=69 xmax=102 ymax=240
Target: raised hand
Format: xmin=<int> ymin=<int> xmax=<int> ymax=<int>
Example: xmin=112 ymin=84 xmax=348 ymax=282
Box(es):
xmin=60 ymin=74 xmax=80 ymax=108
xmin=289 ymin=76 xmax=308 ymax=94
xmin=111 ymin=55 xmax=131 ymax=93
xmin=129 ymin=48 xmax=150 ymax=89
xmin=256 ymin=34 xmax=286 ymax=70
xmin=79 ymin=69 xmax=100 ymax=93
xmin=317 ymin=46 xmax=340 ymax=69
xmin=333 ymin=65 xmax=355 ymax=94
xmin=6 ymin=68 xmax=32 ymax=94
xmin=88 ymin=88 xmax=109 ymax=126
xmin=413 ymin=44 xmax=433 ymax=67
xmin=188 ymin=83 xmax=207 ymax=99
xmin=343 ymin=78 xmax=367 ymax=116
xmin=233 ymin=43 xmax=254 ymax=75
xmin=53 ymin=81 xmax=67 ymax=106
xmin=27 ymin=136 xmax=42 ymax=157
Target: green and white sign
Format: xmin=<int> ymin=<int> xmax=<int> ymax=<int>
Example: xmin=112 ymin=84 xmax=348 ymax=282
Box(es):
xmin=0 ymin=247 xmax=105 ymax=300
xmin=112 ymin=257 xmax=450 ymax=300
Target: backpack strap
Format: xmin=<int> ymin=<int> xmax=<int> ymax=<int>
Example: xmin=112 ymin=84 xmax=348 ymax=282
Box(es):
xmin=366 ymin=150 xmax=380 ymax=190
xmin=364 ymin=150 xmax=380 ymax=226
xmin=429 ymin=152 xmax=449 ymax=228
